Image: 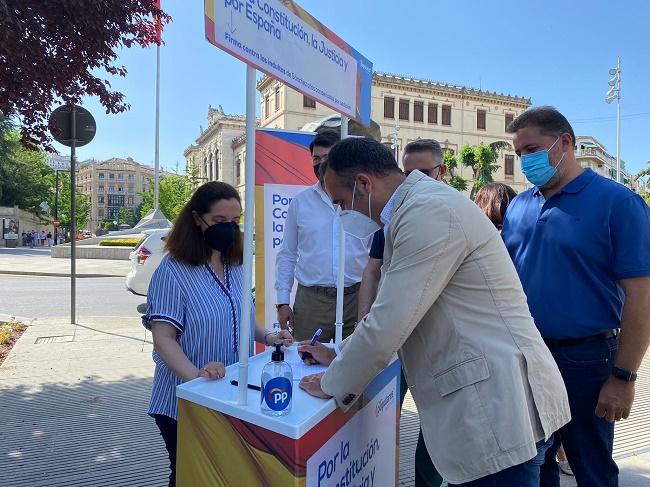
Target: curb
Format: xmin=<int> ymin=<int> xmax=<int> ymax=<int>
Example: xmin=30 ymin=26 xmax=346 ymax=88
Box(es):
xmin=0 ymin=270 xmax=125 ymax=278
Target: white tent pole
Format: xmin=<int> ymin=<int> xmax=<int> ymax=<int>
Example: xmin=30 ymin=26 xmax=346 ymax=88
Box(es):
xmin=238 ymin=65 xmax=256 ymax=405
xmin=334 ymin=117 xmax=349 ymax=344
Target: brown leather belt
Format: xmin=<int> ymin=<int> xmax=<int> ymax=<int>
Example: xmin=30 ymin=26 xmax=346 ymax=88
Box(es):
xmin=543 ymin=330 xmax=618 ymax=348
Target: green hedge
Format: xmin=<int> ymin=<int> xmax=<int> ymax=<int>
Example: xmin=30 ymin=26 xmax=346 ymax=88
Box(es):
xmin=99 ymin=237 xmax=143 ymax=248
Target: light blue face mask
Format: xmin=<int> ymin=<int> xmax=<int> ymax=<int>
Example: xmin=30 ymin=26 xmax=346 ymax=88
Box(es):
xmin=521 ymin=137 xmax=565 ymax=187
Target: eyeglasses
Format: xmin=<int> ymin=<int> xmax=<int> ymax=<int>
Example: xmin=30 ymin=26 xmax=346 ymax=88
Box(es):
xmin=404 ymin=165 xmax=442 ymax=178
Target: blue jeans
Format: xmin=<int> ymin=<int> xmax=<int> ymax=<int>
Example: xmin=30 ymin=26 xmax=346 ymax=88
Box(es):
xmin=540 ymin=336 xmax=619 ymax=487
xmin=448 ymin=438 xmax=552 ymax=486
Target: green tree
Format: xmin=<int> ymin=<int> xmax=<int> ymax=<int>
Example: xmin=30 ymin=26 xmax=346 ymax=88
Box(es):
xmin=0 ymin=115 xmax=54 ymax=215
xmin=51 ymin=171 xmax=91 ymax=230
xmin=635 ymin=161 xmax=650 ymax=207
xmin=442 ymin=150 xmax=468 ymax=192
xmin=460 ymin=141 xmax=511 ymax=199
xmin=139 ymin=172 xmax=196 ymax=221
xmin=118 ymin=206 xmax=136 ymax=227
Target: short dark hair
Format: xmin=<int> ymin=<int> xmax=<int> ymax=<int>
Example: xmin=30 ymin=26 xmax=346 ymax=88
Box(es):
xmin=309 ymin=129 xmax=340 ymax=154
xmin=404 ymin=139 xmax=443 ymax=160
xmin=326 ymin=137 xmax=400 ymax=188
xmin=506 ymin=106 xmax=575 ymax=145
xmin=473 ymin=183 xmax=517 ymax=230
xmin=165 ymin=181 xmax=243 ymax=266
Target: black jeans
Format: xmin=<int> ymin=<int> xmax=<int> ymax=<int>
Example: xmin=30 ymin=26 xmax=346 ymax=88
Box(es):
xmin=154 ymin=414 xmax=178 ymax=487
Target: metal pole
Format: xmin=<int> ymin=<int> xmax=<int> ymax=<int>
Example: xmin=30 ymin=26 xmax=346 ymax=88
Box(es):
xmin=238 ymin=65 xmax=256 ymax=406
xmin=334 ymin=120 xmax=348 ymax=344
xmin=54 ymin=170 xmax=59 ymax=246
xmin=616 ymin=57 xmax=621 ymax=184
xmin=340 ymin=116 xmax=349 ymax=139
xmin=70 ymin=108 xmax=77 ymax=325
xmin=154 ymin=43 xmax=161 ymax=210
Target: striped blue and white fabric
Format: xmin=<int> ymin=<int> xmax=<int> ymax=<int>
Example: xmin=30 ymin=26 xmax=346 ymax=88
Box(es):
xmin=143 ymin=254 xmax=254 ymax=420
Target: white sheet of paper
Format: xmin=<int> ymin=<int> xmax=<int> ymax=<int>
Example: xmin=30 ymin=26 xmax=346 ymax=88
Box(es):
xmin=286 ymin=357 xmax=328 ymax=380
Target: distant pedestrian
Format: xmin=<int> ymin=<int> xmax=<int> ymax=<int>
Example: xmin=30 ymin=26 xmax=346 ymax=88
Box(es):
xmin=46 ymin=231 xmax=53 ymax=247
xmin=33 ymin=230 xmax=40 ymax=247
xmin=21 ymin=232 xmax=26 ymax=246
xmin=28 ymin=231 xmax=34 ymax=248
xmin=40 ymin=230 xmax=46 ymax=246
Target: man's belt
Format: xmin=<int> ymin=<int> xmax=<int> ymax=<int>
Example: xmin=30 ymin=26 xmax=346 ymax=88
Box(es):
xmin=543 ymin=329 xmax=618 ymax=348
xmin=303 ymin=283 xmax=361 ymax=298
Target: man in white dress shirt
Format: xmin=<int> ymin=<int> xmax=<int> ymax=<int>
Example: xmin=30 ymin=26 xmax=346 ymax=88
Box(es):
xmin=275 ymin=130 xmax=371 ymax=342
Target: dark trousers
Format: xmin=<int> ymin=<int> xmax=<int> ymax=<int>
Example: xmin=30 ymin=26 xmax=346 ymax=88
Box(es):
xmin=154 ymin=414 xmax=178 ymax=487
xmin=448 ymin=438 xmax=552 ymax=486
xmin=540 ymin=337 xmax=619 ymax=487
xmin=399 ymin=368 xmax=443 ymax=487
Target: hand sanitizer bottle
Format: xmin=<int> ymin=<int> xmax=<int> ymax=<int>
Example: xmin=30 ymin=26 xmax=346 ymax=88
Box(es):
xmin=261 ymin=342 xmax=293 ymax=417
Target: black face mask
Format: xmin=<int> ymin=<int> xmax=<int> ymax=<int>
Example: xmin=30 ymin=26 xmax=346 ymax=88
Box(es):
xmin=313 ymin=163 xmax=321 ymax=179
xmin=201 ymin=217 xmax=237 ymax=253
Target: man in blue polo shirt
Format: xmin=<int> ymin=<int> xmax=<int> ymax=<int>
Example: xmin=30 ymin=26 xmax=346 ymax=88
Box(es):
xmin=502 ymin=106 xmax=650 ymax=487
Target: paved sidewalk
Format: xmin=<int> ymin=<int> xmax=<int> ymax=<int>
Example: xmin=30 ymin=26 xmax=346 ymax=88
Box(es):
xmin=0 ymin=248 xmax=131 ymax=277
xmin=0 ymin=315 xmax=168 ymax=487
xmin=1 ymin=314 xmax=648 ymax=486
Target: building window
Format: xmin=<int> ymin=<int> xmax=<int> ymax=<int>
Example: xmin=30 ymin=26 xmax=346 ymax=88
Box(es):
xmin=117 ymin=174 xmax=124 ymax=181
xmin=264 ymin=95 xmax=269 ymax=117
xmin=414 ymin=101 xmax=424 ymax=123
xmin=399 ymin=99 xmax=409 ymax=121
xmin=128 ymin=174 xmax=135 ymax=182
xmin=127 ymin=196 xmax=134 ymax=206
xmin=384 ymin=97 xmax=395 ymax=119
xmin=98 ymin=209 xmax=104 ymax=218
xmin=477 ymin=109 xmax=487 ymax=130
xmin=442 ymin=105 xmax=452 ymax=126
xmin=505 ymin=155 xmax=514 ymax=176
xmin=108 ymin=194 xmax=124 ymax=207
xmin=505 ymin=113 xmax=514 ymax=131
xmin=303 ymin=95 xmax=316 ymax=109
xmin=428 ymin=103 xmax=438 ymax=124
xmin=98 ymin=196 xmax=104 ymax=204
xmin=98 ymin=173 xmax=105 ymax=180
xmin=98 ymin=186 xmax=104 ymax=192
xmin=274 ymin=86 xmax=280 ymax=112
xmin=236 ymin=158 xmax=242 ymax=184
xmin=109 ymin=173 xmax=115 ymax=179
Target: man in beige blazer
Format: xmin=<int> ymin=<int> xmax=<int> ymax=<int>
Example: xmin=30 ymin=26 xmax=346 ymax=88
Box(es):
xmin=299 ymin=137 xmax=571 ymax=486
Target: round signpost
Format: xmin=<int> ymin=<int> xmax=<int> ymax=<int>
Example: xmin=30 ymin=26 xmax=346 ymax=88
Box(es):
xmin=49 ymin=105 xmax=96 ymax=326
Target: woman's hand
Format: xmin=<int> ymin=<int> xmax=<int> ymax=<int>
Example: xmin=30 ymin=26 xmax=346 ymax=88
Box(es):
xmin=297 ymin=340 xmax=337 ymax=366
xmin=197 ymin=361 xmax=226 ymax=380
xmin=263 ymin=329 xmax=294 ymax=347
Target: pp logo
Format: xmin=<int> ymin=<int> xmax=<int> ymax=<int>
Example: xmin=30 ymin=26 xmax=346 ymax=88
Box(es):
xmin=263 ymin=377 xmax=292 ymax=411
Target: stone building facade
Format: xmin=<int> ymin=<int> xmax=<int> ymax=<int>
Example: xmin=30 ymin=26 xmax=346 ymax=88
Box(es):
xmin=76 ymin=157 xmax=156 ymax=233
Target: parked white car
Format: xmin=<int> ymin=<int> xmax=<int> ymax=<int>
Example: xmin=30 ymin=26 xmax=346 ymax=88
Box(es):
xmin=125 ymin=228 xmax=170 ymax=296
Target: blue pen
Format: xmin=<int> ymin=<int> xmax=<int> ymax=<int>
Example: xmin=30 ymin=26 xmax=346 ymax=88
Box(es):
xmin=300 ymin=328 xmax=322 ymax=361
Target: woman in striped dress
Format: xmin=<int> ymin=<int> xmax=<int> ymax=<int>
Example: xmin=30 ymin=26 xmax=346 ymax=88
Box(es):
xmin=143 ymin=181 xmax=292 ymax=487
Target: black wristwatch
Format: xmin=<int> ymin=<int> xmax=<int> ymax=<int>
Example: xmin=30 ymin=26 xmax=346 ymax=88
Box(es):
xmin=612 ymin=366 xmax=637 ymax=382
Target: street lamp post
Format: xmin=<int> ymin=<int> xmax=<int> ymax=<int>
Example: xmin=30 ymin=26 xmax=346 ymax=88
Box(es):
xmin=606 ymin=57 xmax=622 ymax=183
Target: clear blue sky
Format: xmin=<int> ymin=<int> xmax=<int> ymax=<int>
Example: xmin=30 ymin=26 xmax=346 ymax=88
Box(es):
xmin=59 ymin=0 xmax=650 ymax=175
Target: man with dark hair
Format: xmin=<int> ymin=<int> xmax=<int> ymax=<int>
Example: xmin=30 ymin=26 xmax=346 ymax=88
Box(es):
xmin=275 ymin=130 xmax=370 ymax=342
xmin=356 ymin=138 xmax=447 ymax=487
xmin=502 ymin=106 xmax=650 ymax=486
xmin=299 ymin=137 xmax=570 ymax=485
